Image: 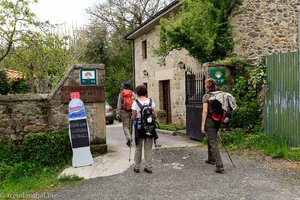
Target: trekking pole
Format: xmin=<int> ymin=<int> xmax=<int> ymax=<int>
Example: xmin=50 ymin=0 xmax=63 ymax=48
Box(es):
xmin=128 ymin=115 xmax=133 ymax=162
xmin=218 ymin=132 xmax=235 ymax=168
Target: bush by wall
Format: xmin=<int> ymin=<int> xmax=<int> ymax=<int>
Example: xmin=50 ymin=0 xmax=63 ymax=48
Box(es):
xmin=20 ymin=129 xmax=72 ymax=166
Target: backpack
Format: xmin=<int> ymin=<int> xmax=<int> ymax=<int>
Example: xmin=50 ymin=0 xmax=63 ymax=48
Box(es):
xmin=209 ymin=99 xmax=228 ymax=123
xmin=208 ymin=91 xmax=236 ymax=124
xmin=121 ymin=89 xmax=133 ymax=111
xmin=136 ymin=99 xmax=156 ymax=135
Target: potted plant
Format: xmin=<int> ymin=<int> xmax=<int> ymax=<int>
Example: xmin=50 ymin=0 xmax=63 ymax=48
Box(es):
xmin=156 ymin=109 xmax=167 ymax=124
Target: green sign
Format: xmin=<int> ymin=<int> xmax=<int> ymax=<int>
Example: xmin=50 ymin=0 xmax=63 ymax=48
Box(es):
xmin=80 ymin=69 xmax=97 ymax=85
xmin=210 ymin=68 xmax=227 ymax=85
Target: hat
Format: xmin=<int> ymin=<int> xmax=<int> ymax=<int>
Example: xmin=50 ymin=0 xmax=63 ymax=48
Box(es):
xmin=122 ymin=82 xmax=131 ymax=89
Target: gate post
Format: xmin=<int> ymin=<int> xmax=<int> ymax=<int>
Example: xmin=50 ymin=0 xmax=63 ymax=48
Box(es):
xmin=60 ymin=64 xmax=107 ymax=154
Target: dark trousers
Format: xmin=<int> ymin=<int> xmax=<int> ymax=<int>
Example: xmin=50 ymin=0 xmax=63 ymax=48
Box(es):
xmin=206 ymin=118 xmax=223 ymax=168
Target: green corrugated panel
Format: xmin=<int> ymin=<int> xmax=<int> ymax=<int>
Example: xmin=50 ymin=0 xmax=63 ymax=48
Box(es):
xmin=265 ymin=51 xmax=300 ymax=146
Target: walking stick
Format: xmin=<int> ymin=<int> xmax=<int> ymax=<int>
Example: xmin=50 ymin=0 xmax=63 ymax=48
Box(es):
xmin=128 ymin=116 xmax=133 ymax=162
xmin=218 ymin=132 xmax=235 ymax=168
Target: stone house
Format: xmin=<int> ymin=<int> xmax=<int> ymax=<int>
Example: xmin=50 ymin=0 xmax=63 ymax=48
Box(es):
xmin=125 ymin=0 xmax=299 ymax=124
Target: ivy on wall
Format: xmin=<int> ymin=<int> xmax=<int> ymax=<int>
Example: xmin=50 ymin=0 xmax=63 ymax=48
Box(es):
xmin=155 ymin=0 xmax=243 ymax=64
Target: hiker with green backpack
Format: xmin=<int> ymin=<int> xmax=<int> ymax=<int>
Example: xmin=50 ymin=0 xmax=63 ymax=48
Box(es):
xmin=131 ymin=85 xmax=158 ymax=174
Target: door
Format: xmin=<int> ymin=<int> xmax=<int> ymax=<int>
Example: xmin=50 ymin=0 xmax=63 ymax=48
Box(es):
xmin=159 ymin=80 xmax=171 ymax=123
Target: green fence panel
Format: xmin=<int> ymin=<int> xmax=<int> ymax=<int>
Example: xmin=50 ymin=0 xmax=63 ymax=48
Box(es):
xmin=265 ymin=51 xmax=300 ymax=146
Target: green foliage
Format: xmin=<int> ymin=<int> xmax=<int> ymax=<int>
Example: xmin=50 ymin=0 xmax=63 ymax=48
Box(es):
xmin=219 ymin=129 xmax=300 ymax=161
xmin=0 ymin=0 xmax=38 ymax=62
xmin=156 ymin=0 xmax=243 ymax=64
xmin=218 ymin=56 xmax=265 ymax=130
xmin=58 ymin=175 xmax=84 ymax=182
xmin=20 ymin=129 xmax=72 ymax=166
xmin=9 ymin=78 xmax=30 ymax=94
xmin=3 ymin=32 xmax=70 ymax=92
xmin=0 ymin=70 xmax=11 ymax=95
xmin=158 ymin=123 xmax=186 ymax=131
xmin=0 ymin=162 xmax=12 ymax=181
xmin=6 ymin=162 xmax=40 ymax=180
xmin=157 ymin=109 xmax=167 ymax=117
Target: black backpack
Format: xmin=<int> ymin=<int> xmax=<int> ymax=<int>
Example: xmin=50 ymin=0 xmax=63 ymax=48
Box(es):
xmin=208 ymin=92 xmax=232 ymax=124
xmin=136 ymin=99 xmax=156 ymax=135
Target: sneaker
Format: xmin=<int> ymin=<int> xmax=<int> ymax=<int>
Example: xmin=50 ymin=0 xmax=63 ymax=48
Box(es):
xmin=215 ymin=168 xmax=225 ymax=174
xmin=205 ymin=160 xmax=216 ymax=165
xmin=144 ymin=168 xmax=152 ymax=173
xmin=126 ymin=139 xmax=133 ymax=147
xmin=133 ymin=168 xmax=140 ymax=173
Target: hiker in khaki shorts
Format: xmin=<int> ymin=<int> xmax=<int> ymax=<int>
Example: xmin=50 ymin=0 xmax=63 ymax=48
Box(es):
xmin=117 ymin=82 xmax=135 ymax=147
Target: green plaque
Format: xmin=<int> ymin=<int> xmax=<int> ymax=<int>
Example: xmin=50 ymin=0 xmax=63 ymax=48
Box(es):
xmin=80 ymin=69 xmax=97 ymax=85
xmin=210 ymin=68 xmax=227 ymax=85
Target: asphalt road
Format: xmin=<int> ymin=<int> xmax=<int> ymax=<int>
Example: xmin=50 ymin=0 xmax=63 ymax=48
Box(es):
xmin=46 ymin=121 xmax=300 ymax=200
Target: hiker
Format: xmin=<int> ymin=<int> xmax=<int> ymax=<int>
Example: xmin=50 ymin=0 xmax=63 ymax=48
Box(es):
xmin=131 ymin=85 xmax=157 ymax=173
xmin=117 ymin=82 xmax=135 ymax=147
xmin=201 ymin=78 xmax=225 ymax=174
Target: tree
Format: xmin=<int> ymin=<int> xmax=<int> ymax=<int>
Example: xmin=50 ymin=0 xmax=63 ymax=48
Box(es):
xmin=0 ymin=0 xmax=38 ymax=62
xmin=87 ymin=0 xmax=173 ymax=31
xmin=3 ymin=32 xmax=69 ymax=93
xmin=155 ymin=0 xmax=243 ymax=63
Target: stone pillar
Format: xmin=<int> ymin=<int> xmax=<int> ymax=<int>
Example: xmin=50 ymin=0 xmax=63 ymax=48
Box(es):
xmin=60 ymin=64 xmax=107 ymax=154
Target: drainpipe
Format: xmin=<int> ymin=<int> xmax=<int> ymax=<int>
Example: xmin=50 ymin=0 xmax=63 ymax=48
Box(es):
xmin=297 ymin=5 xmax=300 ymax=51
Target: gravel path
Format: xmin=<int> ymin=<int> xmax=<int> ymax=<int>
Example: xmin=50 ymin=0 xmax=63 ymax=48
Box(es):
xmin=45 ymin=146 xmax=300 ymax=200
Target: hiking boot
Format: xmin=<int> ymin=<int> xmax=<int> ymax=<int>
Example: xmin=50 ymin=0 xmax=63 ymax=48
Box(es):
xmin=144 ymin=168 xmax=152 ymax=173
xmin=215 ymin=167 xmax=225 ymax=174
xmin=205 ymin=160 xmax=216 ymax=165
xmin=126 ymin=139 xmax=133 ymax=147
xmin=133 ymin=168 xmax=140 ymax=173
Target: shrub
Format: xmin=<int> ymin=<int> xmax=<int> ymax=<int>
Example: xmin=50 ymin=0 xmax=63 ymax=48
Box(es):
xmin=0 ymin=162 xmax=12 ymax=181
xmin=0 ymin=140 xmax=20 ymax=165
xmin=20 ymin=129 xmax=72 ymax=166
xmin=158 ymin=123 xmax=186 ymax=131
xmin=156 ymin=109 xmax=166 ymax=117
xmin=0 ymin=70 xmax=11 ymax=95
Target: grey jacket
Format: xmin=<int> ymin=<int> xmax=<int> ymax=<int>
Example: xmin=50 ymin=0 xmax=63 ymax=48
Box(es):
xmin=208 ymin=91 xmax=237 ymax=112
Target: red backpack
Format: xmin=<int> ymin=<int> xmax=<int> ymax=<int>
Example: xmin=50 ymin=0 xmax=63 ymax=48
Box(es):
xmin=121 ymin=89 xmax=133 ymax=111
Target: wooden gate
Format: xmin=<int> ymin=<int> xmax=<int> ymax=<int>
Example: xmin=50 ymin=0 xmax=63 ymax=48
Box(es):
xmin=185 ymin=69 xmax=205 ymax=140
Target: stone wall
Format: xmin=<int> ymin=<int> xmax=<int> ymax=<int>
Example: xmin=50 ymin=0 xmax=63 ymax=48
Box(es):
xmin=0 ymin=64 xmax=106 ymax=150
xmin=231 ymin=0 xmax=299 ymax=59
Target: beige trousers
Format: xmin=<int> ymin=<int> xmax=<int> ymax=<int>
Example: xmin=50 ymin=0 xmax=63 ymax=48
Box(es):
xmin=133 ymin=137 xmax=153 ymax=170
xmin=121 ymin=111 xmax=132 ymax=140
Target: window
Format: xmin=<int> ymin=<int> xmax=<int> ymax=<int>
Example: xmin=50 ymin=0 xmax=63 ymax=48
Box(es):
xmin=142 ymin=40 xmax=147 ymax=59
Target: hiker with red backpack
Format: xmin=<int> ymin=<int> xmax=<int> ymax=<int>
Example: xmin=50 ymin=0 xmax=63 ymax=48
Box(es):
xmin=117 ymin=82 xmax=135 ymax=147
xmin=201 ymin=78 xmax=225 ymax=174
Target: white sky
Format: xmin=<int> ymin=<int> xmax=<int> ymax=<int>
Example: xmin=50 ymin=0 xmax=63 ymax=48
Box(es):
xmin=31 ymin=0 xmax=97 ymax=27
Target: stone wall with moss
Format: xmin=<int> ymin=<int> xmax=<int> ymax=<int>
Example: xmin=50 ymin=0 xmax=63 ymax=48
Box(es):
xmin=231 ymin=0 xmax=299 ymax=59
xmin=0 ymin=64 xmax=106 ymax=148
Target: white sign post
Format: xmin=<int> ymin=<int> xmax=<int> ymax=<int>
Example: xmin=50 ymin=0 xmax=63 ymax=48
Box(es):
xmin=68 ymin=92 xmax=93 ymax=168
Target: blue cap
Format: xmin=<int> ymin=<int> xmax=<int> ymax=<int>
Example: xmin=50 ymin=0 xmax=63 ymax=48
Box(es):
xmin=122 ymin=82 xmax=131 ymax=89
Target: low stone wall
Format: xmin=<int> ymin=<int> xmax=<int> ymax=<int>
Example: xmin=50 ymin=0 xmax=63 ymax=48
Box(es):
xmin=0 ymin=64 xmax=106 ymax=153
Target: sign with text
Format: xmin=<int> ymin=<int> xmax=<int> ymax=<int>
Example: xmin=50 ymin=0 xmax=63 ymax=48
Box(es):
xmin=69 ymin=119 xmax=89 ymax=148
xmin=80 ymin=69 xmax=97 ymax=85
xmin=61 ymin=86 xmax=105 ymax=103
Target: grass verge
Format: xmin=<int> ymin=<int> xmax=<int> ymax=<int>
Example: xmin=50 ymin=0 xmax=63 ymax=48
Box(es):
xmin=215 ymin=128 xmax=300 ymax=161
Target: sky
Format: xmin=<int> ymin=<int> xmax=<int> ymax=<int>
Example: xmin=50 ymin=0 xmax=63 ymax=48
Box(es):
xmin=31 ymin=0 xmax=98 ymax=27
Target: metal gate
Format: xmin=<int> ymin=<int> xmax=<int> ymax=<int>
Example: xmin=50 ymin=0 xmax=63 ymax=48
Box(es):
xmin=265 ymin=51 xmax=300 ymax=146
xmin=185 ymin=69 xmax=206 ymax=140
